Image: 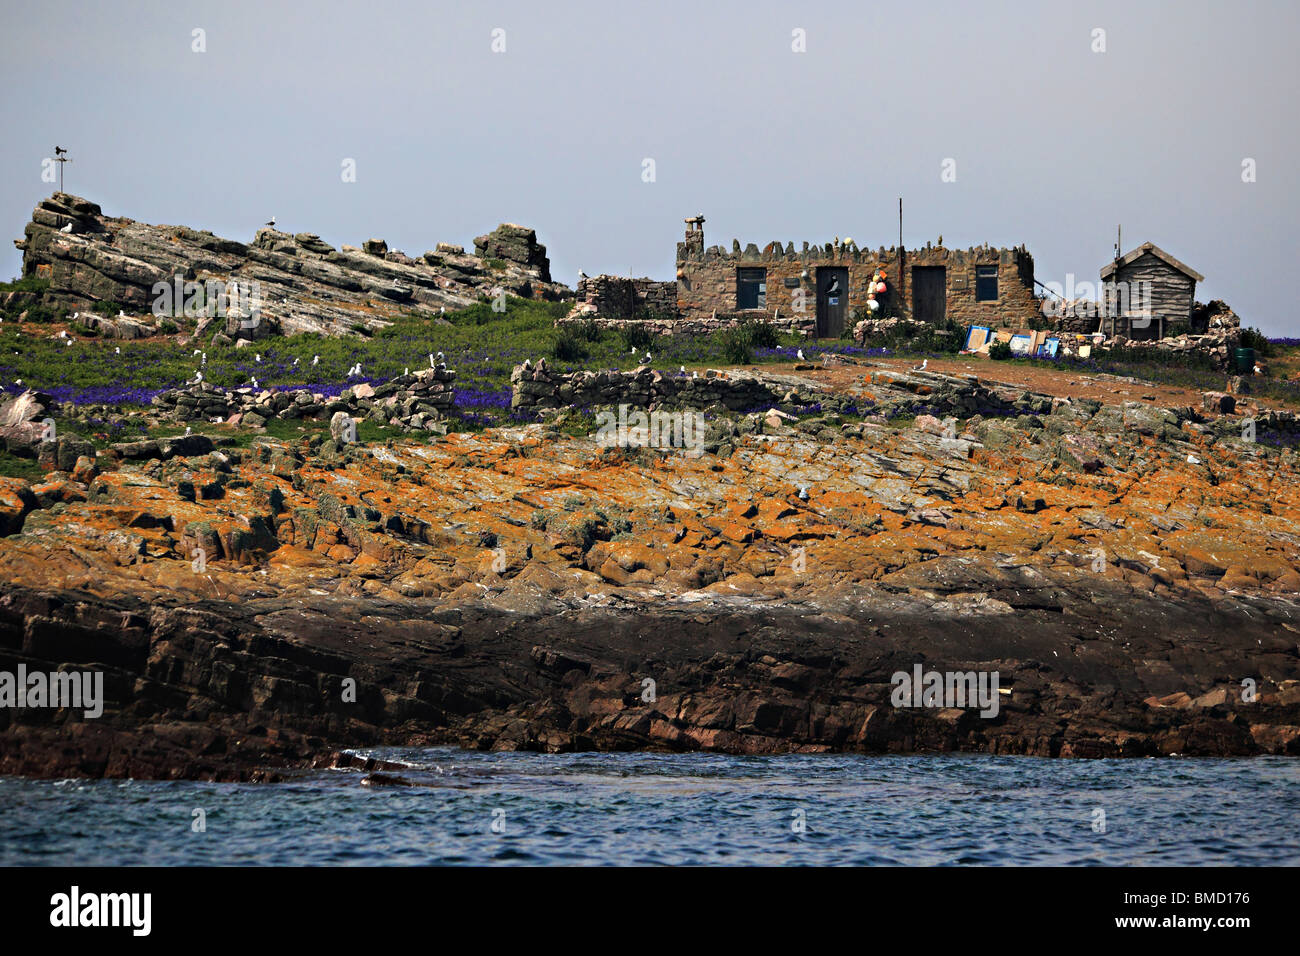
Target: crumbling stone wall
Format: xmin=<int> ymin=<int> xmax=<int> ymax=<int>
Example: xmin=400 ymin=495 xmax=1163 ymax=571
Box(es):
xmin=511 ymin=361 xmax=789 ymax=412
xmin=573 ymin=275 xmax=677 ymax=319
xmin=152 ymin=367 xmax=456 ymax=432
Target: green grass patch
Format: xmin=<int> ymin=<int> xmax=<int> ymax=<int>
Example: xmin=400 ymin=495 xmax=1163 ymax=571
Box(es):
xmin=0 ymin=450 xmax=45 ymax=481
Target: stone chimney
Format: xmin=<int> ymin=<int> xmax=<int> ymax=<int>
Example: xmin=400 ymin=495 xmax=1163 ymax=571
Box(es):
xmin=683 ymin=215 xmax=705 ymax=257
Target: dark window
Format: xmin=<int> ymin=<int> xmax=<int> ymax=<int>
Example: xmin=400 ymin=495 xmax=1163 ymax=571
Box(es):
xmin=975 ymin=265 xmax=998 ymax=302
xmin=737 ymin=268 xmax=766 ymax=310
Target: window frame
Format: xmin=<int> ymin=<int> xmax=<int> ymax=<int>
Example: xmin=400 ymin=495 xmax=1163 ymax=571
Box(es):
xmin=974 ymin=265 xmax=999 ymax=302
xmin=736 ymin=267 xmax=767 ymax=310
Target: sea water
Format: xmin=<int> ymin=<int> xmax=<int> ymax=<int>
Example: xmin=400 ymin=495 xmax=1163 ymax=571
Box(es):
xmin=1 ymin=751 xmax=1296 ymax=866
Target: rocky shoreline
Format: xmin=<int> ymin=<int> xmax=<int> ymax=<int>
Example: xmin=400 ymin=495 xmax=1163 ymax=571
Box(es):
xmin=0 ymin=578 xmax=1296 ymax=782
xmin=2 ymin=356 xmax=1299 ymax=779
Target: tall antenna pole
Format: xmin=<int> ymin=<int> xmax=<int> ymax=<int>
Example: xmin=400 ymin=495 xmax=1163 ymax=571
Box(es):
xmin=54 ymin=151 xmax=70 ymax=194
xmin=899 ymin=197 xmax=905 ymax=304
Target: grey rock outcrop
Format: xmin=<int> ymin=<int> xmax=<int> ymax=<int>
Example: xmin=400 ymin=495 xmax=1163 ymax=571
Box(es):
xmin=13 ymin=194 xmax=572 ymax=339
xmin=474 ymin=223 xmax=552 ymax=282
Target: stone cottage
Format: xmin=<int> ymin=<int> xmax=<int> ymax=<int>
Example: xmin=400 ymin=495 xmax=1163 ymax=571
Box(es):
xmin=567 ymin=216 xmax=1044 ymax=336
xmin=1098 ymin=241 xmax=1203 ymax=341
xmin=671 ymin=217 xmax=1041 ymax=336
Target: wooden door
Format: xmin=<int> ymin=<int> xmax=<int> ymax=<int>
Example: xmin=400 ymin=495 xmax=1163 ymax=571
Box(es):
xmin=912 ymin=266 xmax=946 ymax=323
xmin=816 ymin=267 xmax=849 ymax=337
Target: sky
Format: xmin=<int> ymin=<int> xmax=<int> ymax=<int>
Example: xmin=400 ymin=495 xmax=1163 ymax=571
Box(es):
xmin=2 ymin=0 xmax=1297 ymax=333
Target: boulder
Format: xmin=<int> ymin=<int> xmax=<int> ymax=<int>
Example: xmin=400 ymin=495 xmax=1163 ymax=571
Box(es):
xmin=473 ymin=223 xmax=551 ymax=281
xmin=1202 ymin=391 xmax=1235 ymax=414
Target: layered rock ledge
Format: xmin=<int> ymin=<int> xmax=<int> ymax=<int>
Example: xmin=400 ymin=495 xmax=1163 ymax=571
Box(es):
xmin=12 ymin=194 xmax=571 ymax=337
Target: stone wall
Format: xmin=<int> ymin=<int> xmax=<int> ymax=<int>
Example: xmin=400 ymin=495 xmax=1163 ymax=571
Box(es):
xmin=572 ymin=275 xmax=677 ymax=319
xmin=151 ymin=367 xmax=456 ymax=433
xmin=675 ymin=230 xmax=1041 ymax=329
xmin=559 ymin=310 xmax=813 ymax=337
xmin=511 ymin=360 xmax=791 ymax=413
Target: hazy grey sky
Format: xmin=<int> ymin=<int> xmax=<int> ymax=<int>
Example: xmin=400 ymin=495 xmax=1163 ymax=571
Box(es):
xmin=3 ymin=0 xmax=1297 ymax=332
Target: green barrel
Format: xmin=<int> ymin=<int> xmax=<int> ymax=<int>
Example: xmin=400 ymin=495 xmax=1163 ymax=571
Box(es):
xmin=1234 ymin=347 xmax=1256 ymax=374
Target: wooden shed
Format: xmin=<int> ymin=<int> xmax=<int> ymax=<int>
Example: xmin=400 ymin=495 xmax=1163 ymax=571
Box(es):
xmin=1100 ymin=241 xmax=1204 ymax=340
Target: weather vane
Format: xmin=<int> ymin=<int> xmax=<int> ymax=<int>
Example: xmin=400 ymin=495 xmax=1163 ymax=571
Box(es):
xmin=53 ymin=145 xmax=70 ymax=193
